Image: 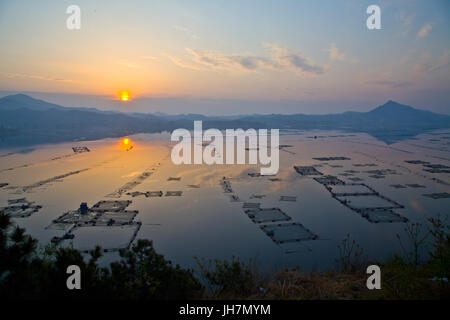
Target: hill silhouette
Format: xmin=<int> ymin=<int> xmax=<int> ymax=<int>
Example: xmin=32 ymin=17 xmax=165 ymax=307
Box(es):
xmin=0 ymin=94 xmax=449 ymax=146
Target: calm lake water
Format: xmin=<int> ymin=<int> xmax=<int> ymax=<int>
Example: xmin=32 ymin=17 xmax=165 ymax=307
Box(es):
xmin=1 ymin=130 xmax=449 ymax=272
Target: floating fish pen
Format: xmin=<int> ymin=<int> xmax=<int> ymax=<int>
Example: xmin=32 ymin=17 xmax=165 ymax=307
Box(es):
xmin=230 ymin=195 xmax=240 ymax=202
xmin=0 ymin=198 xmax=42 ymax=218
xmin=423 ymin=192 xmax=450 ymax=199
xmin=405 ymin=160 xmax=429 ymax=164
xmin=186 ymin=184 xmax=200 ymax=188
xmin=369 ymin=175 xmax=385 ymax=179
xmin=248 ymin=172 xmax=262 ymax=177
xmin=317 ymin=180 xmax=406 ymax=223
xmin=423 ymin=168 xmax=450 ymax=173
xmin=76 ymin=222 xmax=142 ymax=253
xmin=93 ymin=210 xmax=139 ymax=226
xmin=250 ymin=194 xmax=265 ymax=199
xmin=245 ymin=208 xmax=291 ymax=223
xmin=353 ymin=163 xmax=378 ymax=167
xmin=293 ymin=166 xmax=323 ymax=176
xmin=167 ymin=177 xmax=181 ymax=181
xmin=327 ymin=183 xmax=378 ymax=197
xmin=390 ymin=184 xmax=407 ymax=189
xmin=242 ymin=202 xmax=260 ymax=209
xmin=51 ymin=200 xmax=137 ymax=228
xmin=165 ymin=191 xmax=182 ymax=196
xmin=279 ymin=196 xmax=297 ymax=202
xmin=424 ymin=164 xmax=450 ymax=169
xmin=127 ymin=191 xmax=147 ymax=198
xmin=147 ymin=191 xmax=164 ymax=197
xmin=106 ymin=168 xmax=155 ymax=198
xmin=335 ymin=194 xmax=404 ymax=211
xmin=406 ymin=184 xmax=426 ymax=188
xmin=314 ymin=175 xmax=345 ymax=186
xmin=8 ymin=197 xmax=27 ymax=204
xmin=220 ymin=177 xmax=233 ymax=193
xmin=260 ymin=223 xmax=318 ymax=244
xmin=313 ymin=156 xmax=350 ymax=161
xmin=126 ymin=191 xmax=164 ymax=198
xmin=359 ymin=209 xmax=408 ymax=223
xmin=49 ymin=201 xmax=141 ymax=250
xmin=365 ymin=169 xmax=398 ymax=175
xmin=72 ymin=146 xmax=90 ymax=153
xmin=91 ymin=200 xmax=132 ymax=212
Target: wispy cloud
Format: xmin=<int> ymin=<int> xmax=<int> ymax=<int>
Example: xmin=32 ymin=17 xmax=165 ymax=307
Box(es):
xmin=169 ymin=44 xmax=324 ymax=75
xmin=413 ymin=50 xmax=450 ymax=74
xmin=417 ymin=24 xmax=432 ymax=38
xmin=398 ymin=12 xmax=415 ymax=35
xmin=327 ymin=43 xmax=346 ymax=61
xmin=0 ymin=72 xmax=78 ymax=83
xmin=141 ymin=55 xmax=159 ymax=61
xmin=168 ymin=55 xmax=205 ymax=71
xmin=266 ymin=43 xmax=324 ymax=75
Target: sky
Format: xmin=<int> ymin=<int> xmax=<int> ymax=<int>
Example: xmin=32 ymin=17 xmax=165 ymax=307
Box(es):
xmin=0 ymin=0 xmax=449 ymax=115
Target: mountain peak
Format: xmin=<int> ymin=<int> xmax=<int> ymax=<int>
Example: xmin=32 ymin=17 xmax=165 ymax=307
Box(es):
xmin=368 ymin=100 xmax=417 ymax=115
xmin=1 ymin=93 xmax=36 ymax=102
xmin=0 ymin=93 xmax=64 ymax=111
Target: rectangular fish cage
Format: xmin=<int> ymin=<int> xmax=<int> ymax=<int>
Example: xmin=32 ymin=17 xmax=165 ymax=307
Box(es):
xmin=245 ymin=208 xmax=291 ymax=223
xmin=359 ymin=209 xmax=408 ymax=223
xmin=260 ymin=223 xmax=318 ymax=244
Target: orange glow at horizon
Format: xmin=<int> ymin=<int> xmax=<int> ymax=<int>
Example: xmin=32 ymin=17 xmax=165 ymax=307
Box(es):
xmin=119 ymin=137 xmax=133 ymax=150
xmin=120 ymin=91 xmax=130 ymax=101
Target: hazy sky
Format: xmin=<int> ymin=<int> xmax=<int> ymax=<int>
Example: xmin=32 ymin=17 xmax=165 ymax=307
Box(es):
xmin=0 ymin=0 xmax=449 ymax=115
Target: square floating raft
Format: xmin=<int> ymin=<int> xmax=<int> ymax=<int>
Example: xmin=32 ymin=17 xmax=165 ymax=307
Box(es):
xmin=165 ymin=191 xmax=183 ymax=196
xmin=406 ymin=184 xmax=426 ymax=188
xmin=245 ymin=208 xmax=291 ymax=223
xmin=390 ymin=184 xmax=407 ymax=189
xmin=230 ymin=195 xmax=241 ymax=202
xmin=423 ymin=192 xmax=450 ymax=199
xmin=359 ymin=209 xmax=408 ymax=223
xmin=314 ymin=175 xmax=345 ymax=186
xmin=328 ymin=184 xmax=376 ymax=196
xmin=91 ymin=200 xmax=131 ymax=212
xmin=336 ymin=194 xmax=403 ymax=210
xmin=260 ymin=223 xmax=318 ymax=244
xmin=72 ymin=146 xmax=90 ymax=153
xmin=147 ymin=191 xmax=163 ymax=197
xmin=294 ymin=166 xmax=323 ymax=176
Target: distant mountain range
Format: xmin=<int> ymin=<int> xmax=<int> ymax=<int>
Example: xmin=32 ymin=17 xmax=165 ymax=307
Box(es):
xmin=0 ymin=94 xmax=449 ymax=147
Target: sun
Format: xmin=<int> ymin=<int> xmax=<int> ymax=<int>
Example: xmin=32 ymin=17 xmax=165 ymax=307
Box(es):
xmin=120 ymin=91 xmax=130 ymax=101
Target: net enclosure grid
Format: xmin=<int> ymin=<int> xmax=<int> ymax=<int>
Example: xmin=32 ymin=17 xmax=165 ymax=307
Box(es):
xmin=245 ymin=208 xmax=292 ymax=224
xmin=359 ymin=209 xmax=408 ymax=223
xmin=260 ymin=222 xmax=318 ymax=244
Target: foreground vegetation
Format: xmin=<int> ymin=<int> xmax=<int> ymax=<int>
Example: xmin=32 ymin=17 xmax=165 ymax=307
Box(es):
xmin=0 ymin=213 xmax=448 ymax=299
